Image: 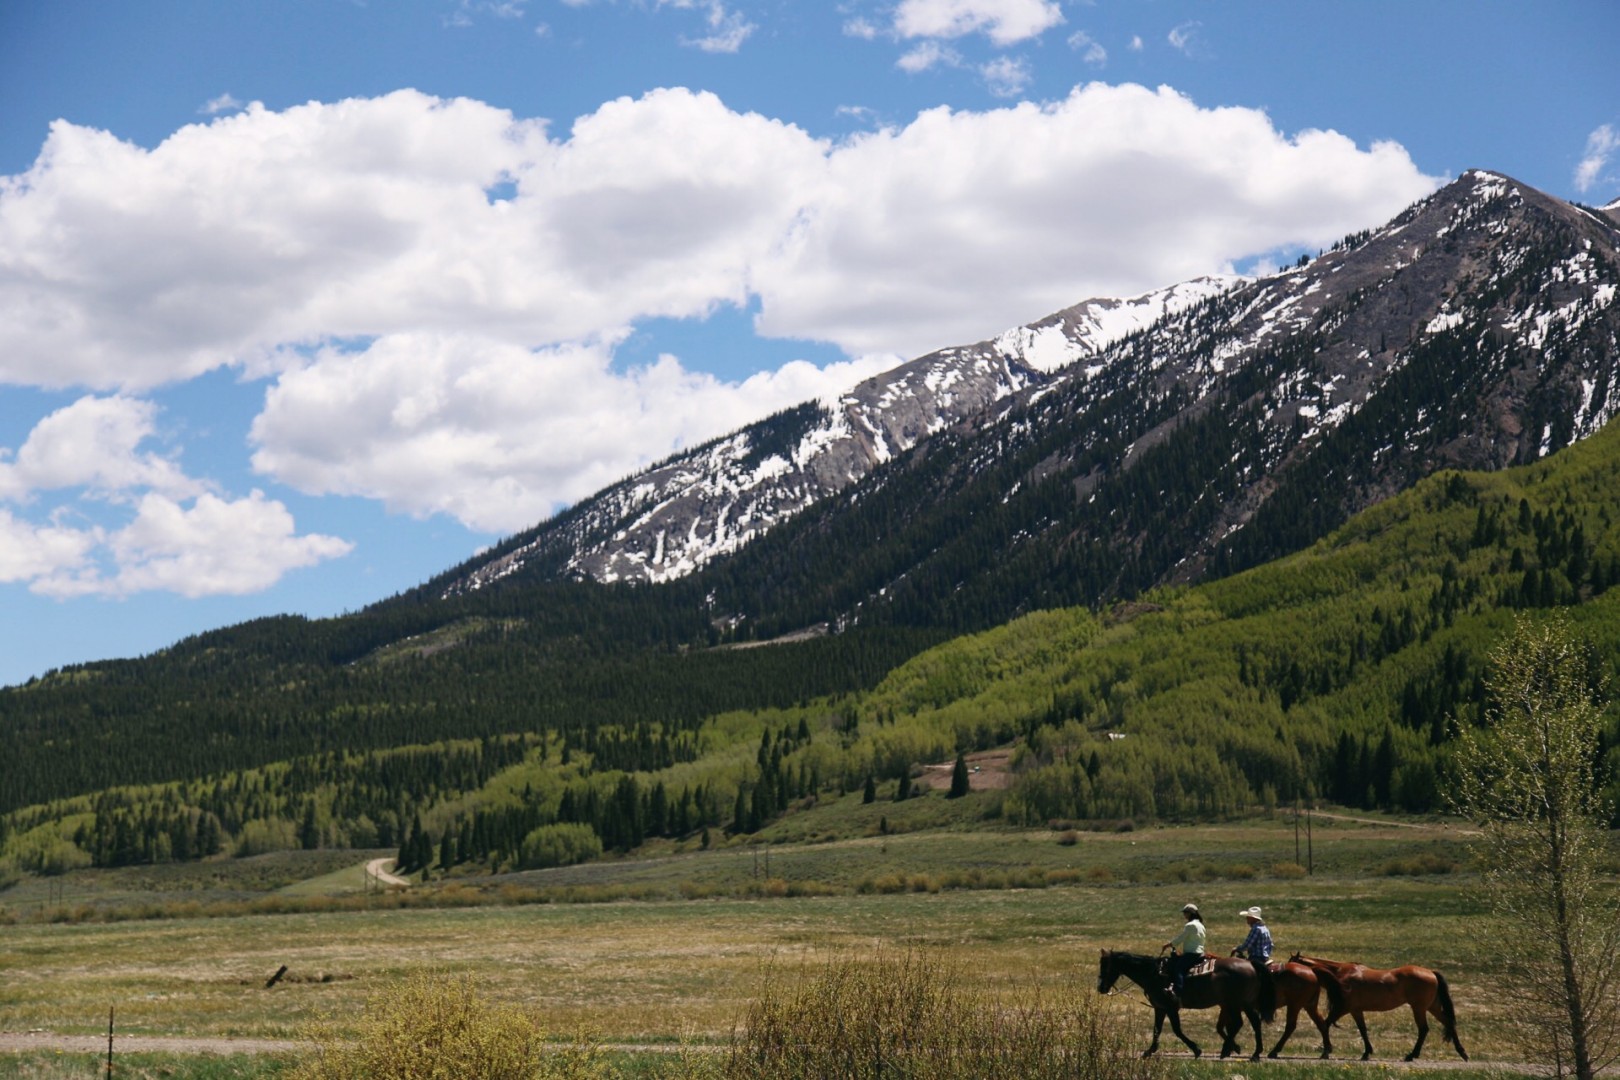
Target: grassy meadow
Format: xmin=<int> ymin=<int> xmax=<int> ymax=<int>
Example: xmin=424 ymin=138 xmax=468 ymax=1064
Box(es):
xmin=0 ymin=812 xmax=1547 ymax=1076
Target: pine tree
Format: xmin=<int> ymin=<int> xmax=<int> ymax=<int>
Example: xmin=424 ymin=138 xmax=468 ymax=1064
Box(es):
xmin=863 ymin=775 xmax=876 ymax=804
xmin=948 ymin=754 xmax=970 ymax=799
xmin=299 ymin=800 xmax=320 ymax=851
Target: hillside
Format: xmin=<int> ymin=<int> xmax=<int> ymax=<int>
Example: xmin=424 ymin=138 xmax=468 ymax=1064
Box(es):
xmin=7 ymin=402 xmax=1620 ymax=880
xmin=1 ymin=168 xmax=1617 ymax=829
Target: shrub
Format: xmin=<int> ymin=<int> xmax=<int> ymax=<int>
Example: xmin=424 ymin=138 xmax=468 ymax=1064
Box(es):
xmin=293 ymin=972 xmax=608 ymax=1080
xmin=236 ymin=818 xmax=298 ymax=858
xmin=726 ymin=948 xmax=1164 ymax=1079
xmin=519 ymin=823 xmax=604 ymax=870
xmin=1270 ymin=861 xmax=1309 ymax=879
xmin=1056 ymin=829 xmax=1080 ymax=846
xmin=1377 ymin=852 xmax=1456 ymax=876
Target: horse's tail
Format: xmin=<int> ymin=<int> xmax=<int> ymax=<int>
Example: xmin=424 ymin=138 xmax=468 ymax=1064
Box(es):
xmin=1310 ymin=962 xmax=1347 ymax=1024
xmin=1434 ymin=971 xmax=1467 ymax=1061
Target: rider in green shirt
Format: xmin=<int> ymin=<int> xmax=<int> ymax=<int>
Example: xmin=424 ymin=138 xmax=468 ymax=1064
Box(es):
xmin=1161 ymin=903 xmax=1206 ymax=1002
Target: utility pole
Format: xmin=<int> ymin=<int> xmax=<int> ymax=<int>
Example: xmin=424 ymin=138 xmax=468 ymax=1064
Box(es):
xmin=1294 ymin=800 xmax=1301 ymax=866
xmin=1306 ymin=801 xmax=1314 ymax=875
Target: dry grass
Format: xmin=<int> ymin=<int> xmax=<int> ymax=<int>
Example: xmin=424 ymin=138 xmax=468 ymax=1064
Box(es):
xmin=728 ymin=948 xmax=1161 ymax=1079
xmin=0 ymin=818 xmax=1526 ymax=1067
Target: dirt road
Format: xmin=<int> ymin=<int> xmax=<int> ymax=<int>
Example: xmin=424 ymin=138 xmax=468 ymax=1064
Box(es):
xmin=0 ymin=1031 xmax=301 ymax=1055
xmin=366 ymin=857 xmax=411 ymax=886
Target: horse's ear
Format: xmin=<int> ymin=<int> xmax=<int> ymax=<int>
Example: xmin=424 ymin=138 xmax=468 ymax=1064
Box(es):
xmin=1100 ymin=948 xmax=1109 ymax=958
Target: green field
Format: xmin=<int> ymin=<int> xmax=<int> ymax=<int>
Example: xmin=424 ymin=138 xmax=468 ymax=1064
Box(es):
xmin=0 ymin=815 xmax=1547 ymax=1076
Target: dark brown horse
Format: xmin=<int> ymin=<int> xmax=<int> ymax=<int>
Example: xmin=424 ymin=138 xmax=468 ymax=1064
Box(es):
xmin=1247 ymin=959 xmax=1334 ymax=1059
xmin=1291 ymin=953 xmax=1467 ymax=1062
xmin=1097 ymin=949 xmax=1274 ymax=1060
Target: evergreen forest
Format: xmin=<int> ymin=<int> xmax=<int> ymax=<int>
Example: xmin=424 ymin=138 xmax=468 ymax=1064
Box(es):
xmin=8 ymin=402 xmax=1620 ymax=881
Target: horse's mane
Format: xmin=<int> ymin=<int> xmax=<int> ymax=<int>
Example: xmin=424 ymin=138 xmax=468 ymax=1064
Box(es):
xmin=1290 ymin=953 xmax=1349 ymax=968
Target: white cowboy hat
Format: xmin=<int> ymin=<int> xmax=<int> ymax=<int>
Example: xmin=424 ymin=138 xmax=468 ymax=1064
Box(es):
xmin=1181 ymin=903 xmax=1200 ymax=915
xmin=1239 ymin=906 xmax=1263 ymax=920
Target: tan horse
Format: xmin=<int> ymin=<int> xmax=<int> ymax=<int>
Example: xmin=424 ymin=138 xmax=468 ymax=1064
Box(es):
xmin=1291 ymin=953 xmax=1467 ymax=1062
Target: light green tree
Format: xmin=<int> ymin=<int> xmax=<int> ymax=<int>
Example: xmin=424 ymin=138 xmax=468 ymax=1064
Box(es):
xmin=1450 ymin=614 xmax=1620 ymax=1080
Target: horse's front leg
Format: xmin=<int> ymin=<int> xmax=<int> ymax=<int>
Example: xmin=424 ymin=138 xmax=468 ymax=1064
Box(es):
xmin=1143 ymin=1008 xmax=1165 ymax=1057
xmin=1165 ymin=1007 xmax=1201 ymax=1059
xmin=1405 ymin=1004 xmax=1430 ymax=1062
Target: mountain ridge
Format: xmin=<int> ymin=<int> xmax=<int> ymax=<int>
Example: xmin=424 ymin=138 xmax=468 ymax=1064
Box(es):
xmin=440 ymin=170 xmax=1620 ymax=628
xmin=443 ymin=274 xmax=1242 ymax=596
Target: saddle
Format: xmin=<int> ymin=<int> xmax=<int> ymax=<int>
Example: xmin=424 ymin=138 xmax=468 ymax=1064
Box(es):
xmin=1158 ymin=956 xmax=1218 ymax=980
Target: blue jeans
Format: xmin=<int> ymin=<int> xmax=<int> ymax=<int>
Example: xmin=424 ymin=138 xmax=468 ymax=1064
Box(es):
xmin=1169 ymin=953 xmax=1203 ymax=996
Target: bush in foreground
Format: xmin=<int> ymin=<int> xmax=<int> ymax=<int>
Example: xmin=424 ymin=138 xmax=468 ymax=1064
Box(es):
xmin=726 ymin=948 xmax=1163 ymax=1080
xmin=292 ymin=973 xmax=603 ymax=1080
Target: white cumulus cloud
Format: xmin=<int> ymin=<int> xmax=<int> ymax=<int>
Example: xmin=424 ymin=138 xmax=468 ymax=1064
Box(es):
xmin=980 ymin=56 xmax=1033 ymax=98
xmin=0 ymin=396 xmax=351 ymax=597
xmin=1067 ymin=31 xmax=1107 ymax=66
xmin=749 ymin=82 xmax=1440 ymax=357
xmin=1575 ymin=123 xmax=1618 ymax=194
xmin=1 ymin=84 xmax=1440 ymax=534
xmin=893 ymin=0 xmax=1064 ymax=46
xmin=249 ymin=332 xmax=894 ymax=533
xmin=0 ymin=395 xmax=196 ymax=502
xmin=37 ymin=491 xmax=354 ymax=599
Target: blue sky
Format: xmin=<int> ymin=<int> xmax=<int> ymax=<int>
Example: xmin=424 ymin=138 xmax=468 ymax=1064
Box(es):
xmin=0 ymin=0 xmax=1616 ymax=688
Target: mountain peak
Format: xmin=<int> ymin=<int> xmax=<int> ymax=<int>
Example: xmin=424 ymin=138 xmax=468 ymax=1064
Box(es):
xmin=438 ymin=170 xmax=1620 ymax=624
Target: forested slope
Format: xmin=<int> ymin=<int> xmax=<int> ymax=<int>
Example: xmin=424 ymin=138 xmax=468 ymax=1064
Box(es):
xmin=8 ymin=412 xmax=1620 ymax=878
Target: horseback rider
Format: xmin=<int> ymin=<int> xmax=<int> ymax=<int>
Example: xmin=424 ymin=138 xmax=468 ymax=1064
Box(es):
xmin=1230 ymin=905 xmax=1276 ymax=1016
xmin=1161 ymin=902 xmax=1206 ymax=1002
xmin=1231 ymin=905 xmax=1272 ymax=966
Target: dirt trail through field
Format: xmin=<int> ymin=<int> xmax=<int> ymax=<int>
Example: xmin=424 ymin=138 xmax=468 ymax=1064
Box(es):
xmin=1309 ymin=811 xmax=1481 ymax=836
xmin=0 ymin=1031 xmax=301 ymax=1055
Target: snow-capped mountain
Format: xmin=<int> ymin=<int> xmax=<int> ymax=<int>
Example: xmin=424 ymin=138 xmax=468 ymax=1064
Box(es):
xmin=444 ymin=275 xmax=1239 ymax=594
xmin=442 ymin=170 xmax=1620 ymax=629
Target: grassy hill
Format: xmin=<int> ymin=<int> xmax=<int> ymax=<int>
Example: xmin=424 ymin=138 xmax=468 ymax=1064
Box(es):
xmin=6 ymin=416 xmax=1620 ymax=885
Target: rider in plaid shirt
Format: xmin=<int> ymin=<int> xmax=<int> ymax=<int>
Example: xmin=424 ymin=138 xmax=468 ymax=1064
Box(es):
xmin=1233 ymin=906 xmax=1272 ymax=964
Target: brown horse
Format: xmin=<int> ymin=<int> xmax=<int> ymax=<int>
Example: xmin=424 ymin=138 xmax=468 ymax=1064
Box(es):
xmin=1097 ymin=949 xmax=1274 ymax=1060
xmin=1230 ymin=959 xmax=1334 ymax=1059
xmin=1291 ymin=953 xmax=1467 ymax=1062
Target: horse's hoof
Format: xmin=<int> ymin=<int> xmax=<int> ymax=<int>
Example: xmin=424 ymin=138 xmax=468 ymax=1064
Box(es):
xmin=1267 ymin=1051 xmax=1279 ymax=1060
xmin=1250 ymin=1054 xmax=1262 ymax=1062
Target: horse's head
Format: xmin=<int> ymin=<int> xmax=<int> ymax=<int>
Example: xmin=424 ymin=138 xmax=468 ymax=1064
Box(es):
xmin=1287 ymin=951 xmax=1306 ymax=965
xmin=1097 ymin=948 xmax=1121 ymax=994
